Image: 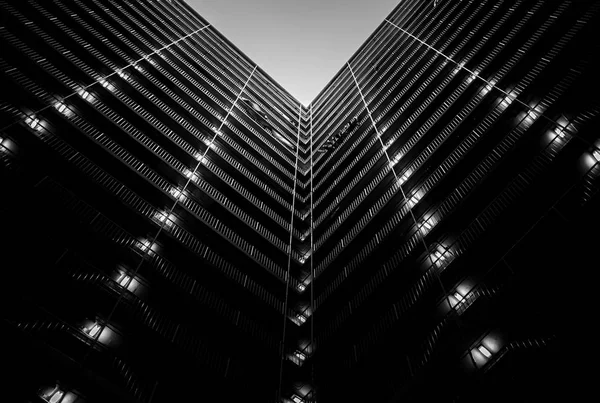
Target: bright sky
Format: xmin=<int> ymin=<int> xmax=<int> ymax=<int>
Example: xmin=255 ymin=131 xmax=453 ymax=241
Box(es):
xmin=186 ymin=0 xmax=401 ymax=105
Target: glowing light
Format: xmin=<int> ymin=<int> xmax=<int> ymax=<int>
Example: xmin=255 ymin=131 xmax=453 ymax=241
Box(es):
xmin=478 ymin=345 xmax=492 ymax=358
xmin=297 ymin=283 xmax=306 ymax=292
xmin=79 ymin=89 xmax=93 ymax=102
xmin=25 ymin=115 xmax=41 ymax=130
xmin=155 ymin=211 xmax=176 ymax=229
xmin=454 ymin=292 xmax=463 ymax=302
xmin=137 ymin=238 xmax=157 ymax=255
xmin=553 ymin=126 xmax=566 ymax=139
xmin=99 ymin=79 xmax=110 ymax=88
xmin=194 ymin=151 xmax=205 ymax=162
xmin=408 ymin=192 xmax=422 ymax=208
xmin=593 ymin=149 xmax=600 ymax=162
xmin=390 ymin=153 xmax=402 ymax=167
xmin=54 ymin=101 xmax=68 ymax=114
xmin=399 ymin=170 xmax=411 ymax=184
xmin=184 ymin=169 xmax=199 ymax=182
xmin=420 ymin=218 xmax=435 ymax=234
xmin=133 ymin=63 xmax=143 ymax=71
xmin=169 ymin=187 xmax=185 ymax=200
xmin=291 ymin=395 xmax=303 ymax=403
xmin=294 ymin=350 xmax=307 ymax=361
xmin=83 ymin=322 xmax=102 ymax=338
xmin=117 ymin=272 xmax=131 ymax=287
xmin=39 ymin=385 xmax=65 ymax=403
xmin=499 ymin=92 xmax=518 ymax=110
xmin=117 ymin=69 xmax=129 ymax=79
xmin=295 ymin=314 xmax=307 ymax=324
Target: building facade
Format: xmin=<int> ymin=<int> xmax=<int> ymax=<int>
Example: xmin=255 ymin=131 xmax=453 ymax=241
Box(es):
xmin=1 ymin=0 xmax=598 ymax=402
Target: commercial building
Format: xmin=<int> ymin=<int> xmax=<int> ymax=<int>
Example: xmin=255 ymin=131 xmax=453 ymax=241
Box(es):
xmin=1 ymin=0 xmax=597 ymax=402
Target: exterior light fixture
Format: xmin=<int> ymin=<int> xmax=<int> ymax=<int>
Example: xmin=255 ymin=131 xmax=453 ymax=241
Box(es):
xmin=39 ymin=384 xmax=66 ymax=403
xmin=295 ymin=314 xmax=307 ymax=324
xmin=79 ymin=89 xmax=93 ymax=102
xmin=25 ymin=115 xmax=41 ymax=130
xmin=478 ymin=344 xmax=492 ymax=358
xmin=54 ymin=101 xmax=68 ymax=114
xmin=294 ymin=350 xmax=306 ymax=361
xmin=82 ymin=322 xmax=102 ymax=338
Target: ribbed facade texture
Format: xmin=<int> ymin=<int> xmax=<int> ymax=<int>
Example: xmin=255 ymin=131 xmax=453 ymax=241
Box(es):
xmin=1 ymin=0 xmax=598 ymax=402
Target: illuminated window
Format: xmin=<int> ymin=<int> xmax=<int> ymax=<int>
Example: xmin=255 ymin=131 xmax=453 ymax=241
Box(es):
xmin=137 ymin=238 xmax=156 ymax=255
xmin=39 ymin=384 xmax=66 ymax=403
xmin=420 ymin=218 xmax=434 ymax=234
xmin=499 ymin=92 xmax=517 ymax=110
xmin=155 ymin=211 xmax=176 ymax=229
xmin=294 ymin=314 xmax=307 ymax=325
xmin=295 ymin=351 xmax=306 ymax=360
xmin=194 ymin=151 xmax=205 ymax=162
xmin=390 ymin=153 xmax=402 ymax=167
xmin=399 ymin=170 xmax=411 ymax=184
xmin=117 ymin=69 xmax=129 ymax=79
xmin=25 ymin=115 xmax=41 ymax=130
xmin=408 ymin=193 xmax=421 ymax=208
xmin=553 ymin=126 xmax=566 ymax=139
xmin=169 ymin=187 xmax=185 ymax=200
xmin=478 ymin=344 xmax=492 ymax=358
xmin=117 ymin=272 xmax=131 ymax=287
xmin=82 ymin=322 xmax=102 ymax=338
xmin=184 ymin=169 xmax=199 ymax=182
xmin=99 ymin=78 xmax=114 ymax=91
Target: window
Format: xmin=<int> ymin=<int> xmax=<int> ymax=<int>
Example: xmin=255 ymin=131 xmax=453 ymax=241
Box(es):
xmin=155 ymin=211 xmax=176 ymax=229
xmin=169 ymin=187 xmax=186 ymax=200
xmin=390 ymin=153 xmax=402 ymax=167
xmin=117 ymin=69 xmax=129 ymax=79
xmin=116 ymin=271 xmax=131 ymax=287
xmin=39 ymin=384 xmax=66 ymax=403
xmin=399 ymin=169 xmax=411 ymax=184
xmin=194 ymin=151 xmax=205 ymax=162
xmin=184 ymin=169 xmax=199 ymax=182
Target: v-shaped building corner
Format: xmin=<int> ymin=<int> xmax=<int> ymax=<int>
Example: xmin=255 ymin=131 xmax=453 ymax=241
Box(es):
xmin=1 ymin=0 xmax=598 ymax=402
